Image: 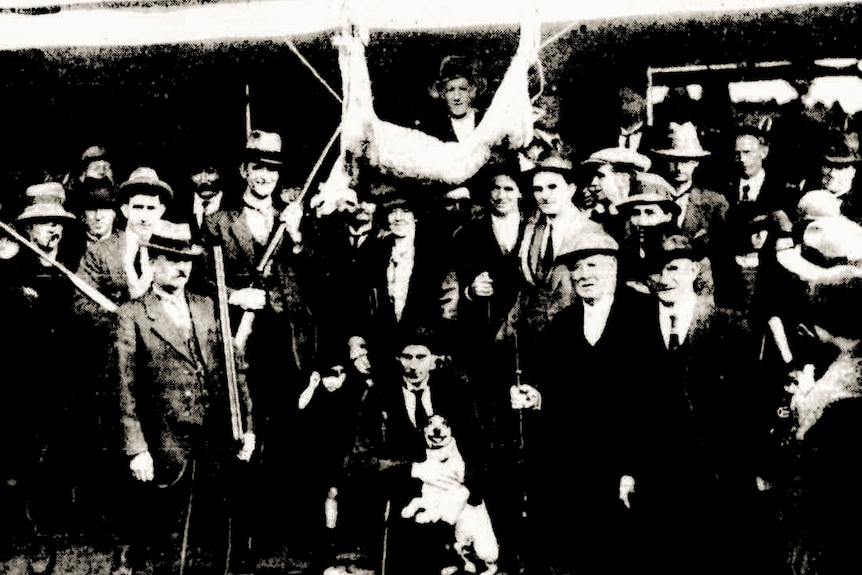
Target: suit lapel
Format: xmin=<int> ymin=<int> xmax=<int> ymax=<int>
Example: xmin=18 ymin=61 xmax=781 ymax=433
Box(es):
xmin=227 ymin=211 xmax=257 ymax=263
xmin=188 ymin=294 xmax=216 ymax=373
xmin=143 ymin=291 xmax=196 ymax=365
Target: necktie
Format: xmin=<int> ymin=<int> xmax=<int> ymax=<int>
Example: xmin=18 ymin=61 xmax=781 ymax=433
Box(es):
xmin=669 ymin=315 xmax=680 ymax=352
xmin=198 ymin=200 xmax=210 ymax=227
xmin=540 ymin=223 xmax=554 ymax=275
xmin=412 ymin=388 xmax=429 ymax=429
xmin=741 ymin=184 xmax=751 ymax=202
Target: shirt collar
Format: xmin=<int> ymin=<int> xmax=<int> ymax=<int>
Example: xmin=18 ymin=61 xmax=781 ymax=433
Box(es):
xmin=242 ymin=190 xmax=275 ymax=214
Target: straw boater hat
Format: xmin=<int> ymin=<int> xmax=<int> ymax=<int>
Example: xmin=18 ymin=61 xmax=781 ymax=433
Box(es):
xmin=139 ymin=220 xmax=204 ymax=258
xmin=651 ymin=121 xmax=711 ymax=159
xmin=244 ymin=129 xmax=284 ymax=167
xmin=116 ymin=167 xmax=174 ymax=204
xmin=582 ymin=147 xmax=652 ymax=173
xmin=16 ymin=183 xmax=76 ymax=223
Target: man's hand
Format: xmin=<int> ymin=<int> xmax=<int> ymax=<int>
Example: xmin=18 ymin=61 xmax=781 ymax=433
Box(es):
xmin=469 ymin=272 xmax=494 ymax=298
xmin=280 ymin=200 xmax=304 ymax=241
xmin=510 ymin=384 xmax=541 ymax=410
xmin=130 ymin=451 xmax=154 ymax=482
xmin=229 ymin=287 xmax=267 ymax=311
xmin=619 ymin=475 xmax=635 ymax=509
xmin=348 ymin=336 xmax=372 ymax=375
xmin=321 ymin=366 xmax=347 ymax=392
xmin=237 ymin=432 xmax=256 ymax=462
xmin=411 ymin=459 xmax=463 ymax=489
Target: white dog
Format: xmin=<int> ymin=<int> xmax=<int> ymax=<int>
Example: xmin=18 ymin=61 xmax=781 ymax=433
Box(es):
xmin=401 ymin=415 xmax=499 ymax=575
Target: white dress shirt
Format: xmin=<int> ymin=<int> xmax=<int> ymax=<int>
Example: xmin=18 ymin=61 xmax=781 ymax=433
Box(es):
xmin=242 ymin=191 xmax=277 ymax=245
xmin=450 ymin=109 xmax=477 ymax=142
xmin=387 ymin=238 xmax=416 ymax=322
xmin=402 ymin=380 xmax=434 ymax=427
xmin=491 ymin=212 xmax=520 ymax=254
xmin=583 ymin=296 xmax=614 ymax=346
xmin=659 ymin=298 xmax=695 ymax=349
xmin=738 ymin=169 xmax=766 ymax=203
xmin=194 ymin=192 xmax=223 ymax=228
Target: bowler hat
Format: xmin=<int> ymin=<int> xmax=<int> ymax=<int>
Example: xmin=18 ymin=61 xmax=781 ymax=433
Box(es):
xmin=554 ymin=231 xmax=619 ymax=268
xmin=139 ymin=220 xmax=204 ymax=258
xmin=651 ymin=121 xmax=711 ymax=159
xmin=117 ymin=167 xmax=174 ymax=204
xmin=244 ymin=129 xmax=284 ymax=167
xmin=582 ymin=147 xmax=651 ymax=173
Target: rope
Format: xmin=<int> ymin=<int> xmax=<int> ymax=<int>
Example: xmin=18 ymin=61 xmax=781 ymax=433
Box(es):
xmin=285 ymin=38 xmax=343 ymax=104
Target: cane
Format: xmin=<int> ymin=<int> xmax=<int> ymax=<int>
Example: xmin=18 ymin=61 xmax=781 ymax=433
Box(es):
xmin=381 ymin=500 xmax=391 ymax=575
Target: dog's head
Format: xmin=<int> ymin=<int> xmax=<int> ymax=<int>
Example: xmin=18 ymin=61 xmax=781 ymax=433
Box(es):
xmin=423 ymin=414 xmax=453 ymax=450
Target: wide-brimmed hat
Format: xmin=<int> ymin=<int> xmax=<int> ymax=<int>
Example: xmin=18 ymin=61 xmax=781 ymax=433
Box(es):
xmin=139 ymin=220 xmax=204 ymax=258
xmin=797 ymin=190 xmax=843 ymax=221
xmin=117 ymin=167 xmax=174 ymax=204
xmin=582 ymin=147 xmax=651 ymax=173
xmin=17 ymin=183 xmax=76 ymax=223
xmin=554 ymin=231 xmax=619 ymax=268
xmin=617 ymin=172 xmax=681 ymax=217
xmin=432 ymin=55 xmax=485 ymax=95
xmin=244 ymin=129 xmax=284 ymax=167
xmin=81 ymin=145 xmax=109 ymax=165
xmin=651 ymin=121 xmax=711 ymax=159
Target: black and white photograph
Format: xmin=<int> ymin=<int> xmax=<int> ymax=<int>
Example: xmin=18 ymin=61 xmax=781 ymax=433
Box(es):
xmin=0 ymin=0 xmax=860 ymax=574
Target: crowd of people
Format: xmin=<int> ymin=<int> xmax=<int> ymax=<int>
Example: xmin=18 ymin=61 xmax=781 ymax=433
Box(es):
xmin=1 ymin=49 xmax=861 ymax=575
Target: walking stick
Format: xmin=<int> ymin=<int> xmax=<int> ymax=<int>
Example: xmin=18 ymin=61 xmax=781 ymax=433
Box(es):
xmin=512 ymin=331 xmax=529 ymax=575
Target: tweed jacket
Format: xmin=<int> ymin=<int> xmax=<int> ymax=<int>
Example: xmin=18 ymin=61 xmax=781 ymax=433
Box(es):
xmin=117 ymin=291 xmax=253 ymax=483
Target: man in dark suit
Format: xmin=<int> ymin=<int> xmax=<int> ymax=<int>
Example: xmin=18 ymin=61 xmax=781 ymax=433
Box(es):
xmin=116 ymin=221 xmax=254 ymax=575
xmin=627 ymin=235 xmax=774 ymax=575
xmin=169 ymin=156 xmax=227 ymax=242
xmin=347 ymin=326 xmax=490 ymax=575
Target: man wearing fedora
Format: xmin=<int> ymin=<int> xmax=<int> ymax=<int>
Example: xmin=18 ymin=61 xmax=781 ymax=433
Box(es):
xmin=2 ymin=183 xmax=80 ymax=574
xmin=202 ymin=129 xmax=315 ymax=564
xmin=805 ymin=132 xmax=862 ymax=223
xmin=76 ymin=166 xmax=173 ymax=325
xmin=651 ymin=121 xmax=729 ymax=248
xmin=417 ymin=55 xmax=486 ymax=143
xmin=625 ymin=234 xmax=773 ymax=574
xmin=578 ymin=146 xmax=652 ymax=237
xmin=116 ymin=220 xmax=254 ymax=575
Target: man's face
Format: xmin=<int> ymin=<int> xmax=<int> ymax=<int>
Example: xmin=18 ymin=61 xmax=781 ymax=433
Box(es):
xmin=821 ymin=164 xmax=857 ymax=197
xmin=490 ymin=174 xmax=522 ymax=217
xmin=150 ymin=254 xmax=193 ymax=294
xmin=27 ymin=221 xmax=64 ymax=251
xmin=121 ymin=194 xmax=166 ymax=238
xmin=242 ymin=161 xmax=280 ymax=200
xmin=571 ymin=254 xmax=617 ymax=302
xmin=653 ymin=257 xmax=699 ymax=304
xmin=399 ymin=344 xmax=435 ymax=387
xmin=441 ymin=77 xmax=477 ymax=118
xmin=533 ymin=171 xmax=575 ymax=217
xmin=665 ymin=159 xmax=699 ymax=190
xmin=191 ymin=166 xmax=222 ymax=200
xmin=590 ymin=164 xmax=630 ymax=206
xmin=629 ymin=203 xmax=673 ymax=228
xmin=350 ymin=201 xmax=377 ymax=228
xmin=734 ymin=135 xmax=768 ymax=179
xmin=83 ymin=208 xmax=116 ymax=239
xmin=83 ymin=159 xmax=113 ymax=182
xmin=386 ymin=206 xmax=416 ymax=238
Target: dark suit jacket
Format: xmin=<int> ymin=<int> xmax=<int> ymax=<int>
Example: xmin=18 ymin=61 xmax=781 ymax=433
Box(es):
xmin=678 ymin=186 xmax=729 ymax=249
xmin=117 ymin=291 xmax=253 ymax=484
xmin=203 ymin=207 xmax=316 ymax=373
xmin=453 ymin=213 xmax=525 ymax=342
